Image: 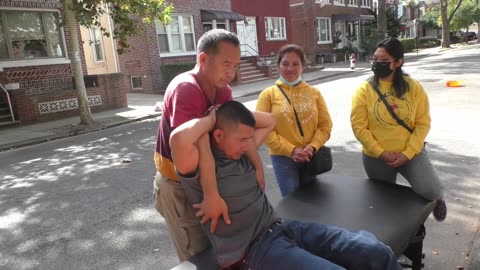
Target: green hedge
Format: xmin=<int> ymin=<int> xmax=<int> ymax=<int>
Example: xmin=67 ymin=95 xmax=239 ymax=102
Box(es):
xmin=160 ymin=62 xmax=196 ymax=89
xmin=400 ymin=38 xmax=416 ymax=52
xmin=418 ymin=37 xmax=440 ymax=48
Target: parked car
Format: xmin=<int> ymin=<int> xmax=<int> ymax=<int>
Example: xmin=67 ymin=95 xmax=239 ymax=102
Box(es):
xmin=465 ymin=32 xmax=478 ymax=41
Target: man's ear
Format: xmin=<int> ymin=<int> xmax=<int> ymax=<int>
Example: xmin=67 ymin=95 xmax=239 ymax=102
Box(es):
xmin=212 ymin=129 xmax=223 ymax=144
xmin=198 ymin=52 xmax=208 ymax=67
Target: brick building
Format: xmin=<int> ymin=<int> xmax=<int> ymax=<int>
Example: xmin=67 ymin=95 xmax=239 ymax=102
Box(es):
xmin=0 ymin=1 xmax=127 ymax=125
xmin=290 ymin=0 xmax=375 ymax=64
xmin=118 ymin=0 xmax=249 ymax=93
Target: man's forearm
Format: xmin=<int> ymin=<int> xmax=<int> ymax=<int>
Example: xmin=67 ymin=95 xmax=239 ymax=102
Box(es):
xmin=245 ymin=142 xmax=264 ymax=171
xmin=197 ymin=134 xmax=220 ymax=196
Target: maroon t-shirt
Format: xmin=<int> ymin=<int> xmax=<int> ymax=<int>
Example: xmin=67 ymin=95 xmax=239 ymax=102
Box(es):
xmin=154 ymin=70 xmax=233 ymax=180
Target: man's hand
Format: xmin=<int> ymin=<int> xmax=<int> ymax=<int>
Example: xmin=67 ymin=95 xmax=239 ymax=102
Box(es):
xmin=291 ymin=147 xmax=311 ymax=162
xmin=255 ymin=166 xmax=265 ymax=191
xmin=379 ymin=151 xmax=397 ymax=163
xmin=386 ymin=153 xmax=409 ymax=168
xmin=192 ymin=193 xmax=231 ymax=233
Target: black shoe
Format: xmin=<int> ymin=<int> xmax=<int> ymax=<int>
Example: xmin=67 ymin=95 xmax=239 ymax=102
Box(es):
xmin=433 ymin=199 xmax=447 ymax=222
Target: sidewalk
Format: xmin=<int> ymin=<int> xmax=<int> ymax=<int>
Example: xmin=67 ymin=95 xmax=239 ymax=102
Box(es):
xmin=0 ymin=46 xmax=439 ymax=152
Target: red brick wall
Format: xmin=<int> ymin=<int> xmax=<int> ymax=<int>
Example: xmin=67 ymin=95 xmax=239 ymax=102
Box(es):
xmin=117 ymin=0 xmax=235 ymax=93
xmin=290 ymin=0 xmax=373 ymax=63
xmin=232 ymin=0 xmax=292 ymax=56
xmin=7 ymin=71 xmax=126 ymax=123
xmin=0 ymin=0 xmax=107 ymax=124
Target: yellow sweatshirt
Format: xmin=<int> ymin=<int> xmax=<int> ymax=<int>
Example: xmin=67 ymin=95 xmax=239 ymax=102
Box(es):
xmin=350 ymin=76 xmax=430 ymax=160
xmin=256 ymin=80 xmax=332 ymax=157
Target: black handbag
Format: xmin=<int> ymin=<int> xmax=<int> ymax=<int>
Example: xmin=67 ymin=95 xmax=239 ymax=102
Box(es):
xmin=276 ymin=84 xmax=333 ymax=176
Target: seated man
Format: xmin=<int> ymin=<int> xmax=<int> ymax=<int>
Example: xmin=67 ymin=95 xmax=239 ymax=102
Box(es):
xmin=170 ymin=101 xmax=401 ymax=270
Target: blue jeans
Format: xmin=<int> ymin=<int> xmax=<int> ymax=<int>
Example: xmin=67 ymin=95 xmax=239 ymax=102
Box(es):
xmin=245 ymin=220 xmax=401 ymax=270
xmin=271 ymin=155 xmax=316 ymax=197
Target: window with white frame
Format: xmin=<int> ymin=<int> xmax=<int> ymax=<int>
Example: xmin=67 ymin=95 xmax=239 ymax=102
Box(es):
xmin=317 ymin=17 xmax=332 ymax=44
xmin=334 ymin=0 xmax=345 ymax=5
xmin=265 ymin=17 xmax=287 ymax=40
xmin=90 ymin=28 xmax=104 ymax=62
xmin=362 ymin=0 xmax=372 ymax=7
xmin=203 ymin=20 xmax=230 ymax=32
xmin=156 ymin=14 xmax=195 ymax=54
xmin=131 ymin=76 xmax=143 ymax=89
xmin=349 ymin=0 xmax=358 ymax=6
xmin=0 ymin=10 xmax=65 ymax=60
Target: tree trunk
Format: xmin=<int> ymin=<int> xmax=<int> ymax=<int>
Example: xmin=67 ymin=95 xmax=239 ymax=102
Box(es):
xmin=377 ymin=0 xmax=387 ymax=38
xmin=478 ymin=21 xmax=480 ymax=43
xmin=440 ymin=0 xmax=451 ymax=48
xmin=64 ymin=0 xmax=95 ymax=126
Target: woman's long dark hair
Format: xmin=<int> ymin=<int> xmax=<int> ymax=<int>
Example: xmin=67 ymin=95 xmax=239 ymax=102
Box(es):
xmin=374 ymin=38 xmax=409 ymax=98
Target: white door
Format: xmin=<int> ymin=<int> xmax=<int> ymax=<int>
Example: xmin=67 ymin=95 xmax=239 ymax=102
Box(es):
xmin=236 ymin=17 xmax=258 ymax=57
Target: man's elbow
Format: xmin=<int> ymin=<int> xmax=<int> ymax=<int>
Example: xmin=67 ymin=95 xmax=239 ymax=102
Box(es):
xmin=267 ymin=113 xmax=277 ymax=131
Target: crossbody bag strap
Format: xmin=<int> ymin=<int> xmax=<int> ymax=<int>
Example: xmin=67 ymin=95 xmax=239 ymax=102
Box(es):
xmin=276 ymin=84 xmax=304 ymax=137
xmin=368 ymin=79 xmax=414 ymax=134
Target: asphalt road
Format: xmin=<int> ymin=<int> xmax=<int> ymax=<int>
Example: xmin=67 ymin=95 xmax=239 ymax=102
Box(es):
xmin=1 ymin=45 xmax=479 ymax=270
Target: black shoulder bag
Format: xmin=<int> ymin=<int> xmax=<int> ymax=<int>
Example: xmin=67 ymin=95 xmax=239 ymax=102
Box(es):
xmin=368 ymin=80 xmax=414 ymax=133
xmin=276 ymin=84 xmax=332 ymax=176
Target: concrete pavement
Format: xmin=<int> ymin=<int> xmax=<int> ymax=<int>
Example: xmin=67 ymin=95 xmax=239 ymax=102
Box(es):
xmin=0 ymin=46 xmax=439 ymax=152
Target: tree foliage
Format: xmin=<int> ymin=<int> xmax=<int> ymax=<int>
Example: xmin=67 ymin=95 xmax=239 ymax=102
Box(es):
xmin=420 ymin=6 xmax=441 ymax=28
xmin=67 ymin=0 xmax=173 ymax=54
xmin=387 ymin=7 xmax=402 ymax=38
xmin=450 ymin=0 xmax=480 ymax=30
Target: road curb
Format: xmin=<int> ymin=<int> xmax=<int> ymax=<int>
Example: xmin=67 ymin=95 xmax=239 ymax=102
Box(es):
xmin=0 ymin=113 xmax=162 ymax=152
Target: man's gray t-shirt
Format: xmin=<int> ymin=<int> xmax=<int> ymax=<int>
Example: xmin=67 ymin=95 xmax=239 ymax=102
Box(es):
xmin=179 ymin=146 xmax=278 ymax=267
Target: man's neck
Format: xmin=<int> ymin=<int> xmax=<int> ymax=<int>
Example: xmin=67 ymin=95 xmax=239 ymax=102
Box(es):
xmin=193 ymin=65 xmax=216 ymax=103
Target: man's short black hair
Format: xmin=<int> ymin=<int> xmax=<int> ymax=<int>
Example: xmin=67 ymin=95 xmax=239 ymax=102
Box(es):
xmin=216 ymin=101 xmax=255 ymax=130
xmin=197 ymin=29 xmax=240 ymax=55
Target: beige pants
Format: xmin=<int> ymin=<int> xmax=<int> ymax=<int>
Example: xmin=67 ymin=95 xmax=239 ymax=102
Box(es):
xmin=153 ymin=173 xmax=210 ymax=261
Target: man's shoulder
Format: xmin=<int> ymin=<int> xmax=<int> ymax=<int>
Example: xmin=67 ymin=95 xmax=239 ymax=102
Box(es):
xmin=164 ymin=71 xmax=201 ymax=98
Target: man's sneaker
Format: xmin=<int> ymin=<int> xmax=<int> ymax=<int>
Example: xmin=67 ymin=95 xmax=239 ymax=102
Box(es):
xmin=433 ymin=199 xmax=447 ymax=222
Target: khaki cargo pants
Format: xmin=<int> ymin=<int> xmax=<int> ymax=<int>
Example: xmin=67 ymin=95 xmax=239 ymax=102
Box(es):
xmin=153 ymin=172 xmax=209 ymax=261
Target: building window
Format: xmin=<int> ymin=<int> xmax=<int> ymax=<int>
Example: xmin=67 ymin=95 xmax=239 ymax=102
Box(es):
xmin=131 ymin=76 xmax=143 ymax=89
xmin=317 ymin=17 xmax=332 ymax=44
xmin=362 ymin=0 xmax=372 ymax=7
xmin=203 ymin=20 xmax=230 ymax=32
xmin=90 ymin=28 xmax=104 ymax=62
xmin=156 ymin=14 xmax=195 ymax=54
xmin=0 ymin=10 xmax=65 ymax=60
xmin=349 ymin=0 xmax=358 ymax=6
xmin=334 ymin=0 xmax=345 ymax=5
xmin=265 ymin=17 xmax=287 ymax=40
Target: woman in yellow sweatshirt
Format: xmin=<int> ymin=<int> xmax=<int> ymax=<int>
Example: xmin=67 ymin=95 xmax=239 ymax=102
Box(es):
xmin=350 ymin=38 xmax=447 ymax=222
xmin=256 ymin=44 xmax=332 ymax=197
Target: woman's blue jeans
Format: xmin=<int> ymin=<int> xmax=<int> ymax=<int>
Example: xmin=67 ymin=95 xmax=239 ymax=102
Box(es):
xmin=271 ymin=155 xmax=316 ymax=197
xmin=245 ymin=220 xmax=401 ymax=270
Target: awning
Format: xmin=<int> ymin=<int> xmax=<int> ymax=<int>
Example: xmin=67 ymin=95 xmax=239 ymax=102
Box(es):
xmin=332 ymin=14 xmax=375 ymax=21
xmin=201 ymin=9 xmax=246 ymax=22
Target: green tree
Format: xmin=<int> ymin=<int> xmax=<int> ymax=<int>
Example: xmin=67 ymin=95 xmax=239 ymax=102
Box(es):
xmin=439 ymin=0 xmax=465 ymax=47
xmin=420 ymin=6 xmax=441 ymax=28
xmin=450 ymin=0 xmax=478 ymax=31
xmin=63 ymin=0 xmax=173 ymax=126
xmin=387 ymin=7 xmax=402 ymax=38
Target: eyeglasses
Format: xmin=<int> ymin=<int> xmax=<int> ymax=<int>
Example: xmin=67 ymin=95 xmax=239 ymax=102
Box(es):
xmin=369 ymin=58 xmax=396 ymax=64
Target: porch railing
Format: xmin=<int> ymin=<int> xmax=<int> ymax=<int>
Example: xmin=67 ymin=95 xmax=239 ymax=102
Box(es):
xmin=0 ymin=83 xmax=15 ymax=122
xmin=239 ymin=43 xmax=268 ymax=67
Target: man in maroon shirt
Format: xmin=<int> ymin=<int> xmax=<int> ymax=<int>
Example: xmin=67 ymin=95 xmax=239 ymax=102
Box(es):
xmin=153 ymin=29 xmax=265 ymax=262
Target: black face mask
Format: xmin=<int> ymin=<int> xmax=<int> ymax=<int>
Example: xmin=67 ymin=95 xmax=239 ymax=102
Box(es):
xmin=371 ymin=62 xmax=393 ymax=78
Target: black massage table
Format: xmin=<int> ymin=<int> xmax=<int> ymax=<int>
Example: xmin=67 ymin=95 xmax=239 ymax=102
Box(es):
xmin=172 ymin=175 xmax=436 ymax=270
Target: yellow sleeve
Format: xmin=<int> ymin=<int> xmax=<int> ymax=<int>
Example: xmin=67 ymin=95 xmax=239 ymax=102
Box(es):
xmin=350 ymin=82 xmax=384 ymax=157
xmin=309 ymin=89 xmax=332 ymax=150
xmin=256 ymin=88 xmax=296 ymax=156
xmin=402 ymin=80 xmax=431 ymax=159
